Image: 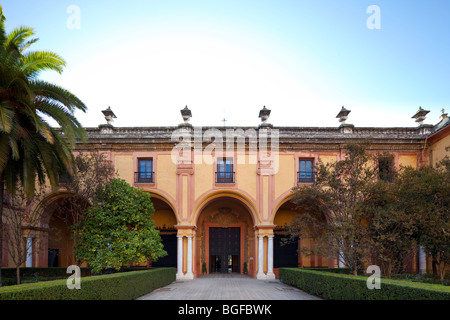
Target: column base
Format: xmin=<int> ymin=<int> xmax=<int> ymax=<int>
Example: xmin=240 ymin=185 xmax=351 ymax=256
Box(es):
xmin=266 ymin=272 xmax=276 ymax=280
xmin=176 ymin=273 xmax=195 ymax=280
xmin=256 ymin=272 xmax=275 ymax=280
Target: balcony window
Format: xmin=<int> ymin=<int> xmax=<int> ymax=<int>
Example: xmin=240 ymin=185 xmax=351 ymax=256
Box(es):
xmin=216 ymin=158 xmax=234 ymax=183
xmin=136 ymin=159 xmax=154 ymax=183
xmin=298 ymin=159 xmax=314 ymax=183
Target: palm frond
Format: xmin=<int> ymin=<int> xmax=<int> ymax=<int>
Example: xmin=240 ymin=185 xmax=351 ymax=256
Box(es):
xmin=0 ymin=134 xmax=11 ymax=172
xmin=35 ymin=98 xmax=87 ymax=145
xmin=5 ymin=25 xmax=35 ymax=55
xmin=18 ymin=37 xmax=39 ymax=54
xmin=0 ymin=6 xmax=7 ymax=48
xmin=32 ymin=80 xmax=87 ymax=113
xmin=0 ymin=101 xmax=14 ymax=133
xmin=20 ymin=50 xmax=66 ymax=77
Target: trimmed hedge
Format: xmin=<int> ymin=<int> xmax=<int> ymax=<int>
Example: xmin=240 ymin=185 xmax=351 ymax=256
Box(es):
xmin=0 ymin=267 xmax=156 ymax=286
xmin=279 ymin=268 xmax=450 ymax=300
xmin=0 ymin=267 xmax=175 ymax=300
xmin=0 ymin=267 xmax=92 ymax=278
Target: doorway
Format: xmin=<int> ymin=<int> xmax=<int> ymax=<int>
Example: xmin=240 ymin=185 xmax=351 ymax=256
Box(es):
xmin=151 ymin=233 xmax=177 ymax=267
xmin=48 ymin=248 xmax=59 ymax=267
xmin=209 ymin=227 xmax=240 ymax=273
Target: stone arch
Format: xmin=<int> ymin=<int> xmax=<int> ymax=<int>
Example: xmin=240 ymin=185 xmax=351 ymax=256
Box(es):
xmin=145 ymin=190 xmax=178 ymax=223
xmin=192 ymin=189 xmax=259 ymax=226
xmin=145 ymin=192 xmax=178 ymax=268
xmin=196 ymin=195 xmax=256 ymax=277
xmin=29 ymin=191 xmax=91 ymax=268
xmin=271 ymin=192 xmax=332 ymax=273
xmin=147 ymin=192 xmax=179 ymax=227
xmin=270 ymin=191 xmax=295 ymax=225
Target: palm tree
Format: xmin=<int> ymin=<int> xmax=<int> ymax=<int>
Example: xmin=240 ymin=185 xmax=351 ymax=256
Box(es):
xmin=0 ymin=6 xmax=87 ymax=286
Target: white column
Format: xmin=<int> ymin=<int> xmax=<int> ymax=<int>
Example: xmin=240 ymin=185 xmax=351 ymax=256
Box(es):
xmin=26 ymin=236 xmax=33 ymax=267
xmin=338 ymin=250 xmax=345 ymax=268
xmin=338 ymin=241 xmax=345 ymax=268
xmin=186 ymin=236 xmax=194 ymax=279
xmin=267 ymin=235 xmax=275 ymax=279
xmin=419 ymin=246 xmax=427 ymax=275
xmin=256 ymin=235 xmax=265 ymax=279
xmin=176 ymin=236 xmax=184 ymax=279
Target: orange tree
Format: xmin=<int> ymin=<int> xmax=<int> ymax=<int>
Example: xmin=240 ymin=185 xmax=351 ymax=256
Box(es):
xmin=73 ymin=178 xmax=166 ymax=273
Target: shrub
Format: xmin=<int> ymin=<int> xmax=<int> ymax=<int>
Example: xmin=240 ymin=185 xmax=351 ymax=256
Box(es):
xmin=279 ymin=268 xmax=450 ymax=300
xmin=1 ymin=267 xmax=92 ymax=278
xmin=0 ymin=268 xmax=175 ymax=300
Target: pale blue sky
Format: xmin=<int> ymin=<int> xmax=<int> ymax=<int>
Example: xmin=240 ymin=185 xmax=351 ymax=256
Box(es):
xmin=2 ymin=0 xmax=449 ymax=128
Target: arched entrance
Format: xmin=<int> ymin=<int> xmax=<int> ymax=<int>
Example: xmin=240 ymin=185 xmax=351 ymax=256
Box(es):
xmin=273 ymin=198 xmax=333 ymax=276
xmin=150 ymin=196 xmax=178 ymax=268
xmin=195 ymin=196 xmax=255 ymax=277
xmin=32 ymin=192 xmax=90 ymax=267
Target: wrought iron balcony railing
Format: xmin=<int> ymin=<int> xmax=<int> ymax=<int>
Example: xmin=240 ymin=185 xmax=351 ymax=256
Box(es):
xmin=215 ymin=171 xmax=235 ymax=184
xmin=297 ymin=171 xmax=314 ymax=183
xmin=135 ymin=171 xmax=155 ymax=183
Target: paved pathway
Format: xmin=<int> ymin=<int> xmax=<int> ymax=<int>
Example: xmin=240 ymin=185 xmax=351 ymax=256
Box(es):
xmin=137 ymin=273 xmax=320 ymax=300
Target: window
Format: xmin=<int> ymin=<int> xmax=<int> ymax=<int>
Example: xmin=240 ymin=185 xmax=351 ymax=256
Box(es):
xmin=216 ymin=158 xmax=234 ymax=183
xmin=136 ymin=159 xmax=154 ymax=183
xmin=378 ymin=156 xmax=394 ymax=182
xmin=298 ymin=159 xmax=314 ymax=183
xmin=58 ymin=172 xmax=72 ymax=184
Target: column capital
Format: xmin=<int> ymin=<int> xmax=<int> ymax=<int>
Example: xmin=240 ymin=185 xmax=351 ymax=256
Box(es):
xmin=254 ymin=224 xmax=276 ymax=236
xmin=175 ymin=225 xmax=196 ymax=237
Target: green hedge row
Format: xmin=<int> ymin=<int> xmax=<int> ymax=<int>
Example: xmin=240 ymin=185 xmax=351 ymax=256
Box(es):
xmin=279 ymin=268 xmax=450 ymax=300
xmin=1 ymin=267 xmax=92 ymax=279
xmin=0 ymin=267 xmax=175 ymax=300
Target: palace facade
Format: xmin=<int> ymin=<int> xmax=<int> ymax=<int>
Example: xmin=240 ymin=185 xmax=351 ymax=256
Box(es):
xmin=2 ymin=106 xmax=449 ymax=280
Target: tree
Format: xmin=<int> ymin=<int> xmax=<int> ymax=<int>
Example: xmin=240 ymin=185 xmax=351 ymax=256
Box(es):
xmin=398 ymin=158 xmax=450 ymax=280
xmin=73 ymin=178 xmax=167 ymax=273
xmin=0 ymin=6 xmax=87 ymax=286
xmin=52 ymin=152 xmax=115 ymax=264
xmin=2 ymin=185 xmax=45 ymax=284
xmin=287 ymin=144 xmax=376 ymax=275
xmin=361 ymin=161 xmax=417 ymax=279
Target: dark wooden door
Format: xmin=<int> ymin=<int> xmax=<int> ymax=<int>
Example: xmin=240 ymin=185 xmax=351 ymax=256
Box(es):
xmin=209 ymin=227 xmax=240 ymax=273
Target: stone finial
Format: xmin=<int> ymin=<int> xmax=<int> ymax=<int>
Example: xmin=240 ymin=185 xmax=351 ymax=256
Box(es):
xmin=258 ymin=106 xmax=272 ymax=128
xmin=440 ymin=108 xmax=448 ymax=120
xmin=434 ymin=108 xmax=449 ymax=131
xmin=411 ymin=107 xmax=430 ymax=126
xmin=101 ymin=107 xmax=116 ymax=125
xmin=179 ymin=105 xmax=193 ymax=128
xmin=336 ymin=106 xmax=351 ymax=125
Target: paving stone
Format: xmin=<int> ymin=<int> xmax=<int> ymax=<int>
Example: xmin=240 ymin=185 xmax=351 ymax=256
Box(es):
xmin=137 ymin=274 xmax=321 ymax=300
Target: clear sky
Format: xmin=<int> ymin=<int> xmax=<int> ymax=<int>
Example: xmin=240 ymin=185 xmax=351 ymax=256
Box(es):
xmin=1 ymin=0 xmax=449 ymax=128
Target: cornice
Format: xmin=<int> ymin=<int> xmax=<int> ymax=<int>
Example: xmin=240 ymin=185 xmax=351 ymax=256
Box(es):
xmin=71 ymin=125 xmax=430 ymax=153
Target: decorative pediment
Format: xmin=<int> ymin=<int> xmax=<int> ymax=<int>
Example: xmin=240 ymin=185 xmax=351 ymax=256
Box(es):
xmin=208 ymin=207 xmax=241 ymax=226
